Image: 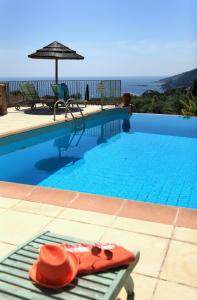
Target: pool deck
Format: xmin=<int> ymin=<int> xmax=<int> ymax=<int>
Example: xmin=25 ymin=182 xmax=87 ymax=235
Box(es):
xmin=0 ymin=106 xmax=197 ymax=300
xmin=0 ymin=105 xmax=103 ymax=137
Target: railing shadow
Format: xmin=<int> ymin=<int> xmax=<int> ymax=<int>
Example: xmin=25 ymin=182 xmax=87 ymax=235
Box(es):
xmin=23 ymin=106 xmax=83 ymax=116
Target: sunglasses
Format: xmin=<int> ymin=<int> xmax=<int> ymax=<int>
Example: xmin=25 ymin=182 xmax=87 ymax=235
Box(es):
xmin=91 ymin=246 xmax=113 ymax=260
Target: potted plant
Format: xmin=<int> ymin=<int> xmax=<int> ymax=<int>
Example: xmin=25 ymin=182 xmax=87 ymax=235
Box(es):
xmin=121 ymin=93 xmax=131 ymax=107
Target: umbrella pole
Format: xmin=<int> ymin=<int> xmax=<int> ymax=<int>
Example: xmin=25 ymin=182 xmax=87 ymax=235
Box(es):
xmin=55 ymin=59 xmax=58 ymax=84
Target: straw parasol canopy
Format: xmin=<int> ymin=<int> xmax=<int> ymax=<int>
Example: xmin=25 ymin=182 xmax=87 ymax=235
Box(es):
xmin=28 ymin=41 xmax=84 ymax=84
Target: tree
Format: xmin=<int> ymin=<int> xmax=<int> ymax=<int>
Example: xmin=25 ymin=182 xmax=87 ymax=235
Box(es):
xmin=191 ymin=79 xmax=197 ymax=97
xmin=181 ymin=94 xmax=197 ymax=116
xmin=142 ymin=90 xmax=161 ymax=97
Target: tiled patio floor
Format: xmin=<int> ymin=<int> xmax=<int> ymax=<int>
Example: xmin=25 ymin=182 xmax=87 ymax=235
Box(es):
xmin=0 ymin=106 xmax=197 ymax=299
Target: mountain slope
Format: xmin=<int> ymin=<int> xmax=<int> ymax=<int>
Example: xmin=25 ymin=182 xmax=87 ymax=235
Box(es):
xmin=159 ymin=68 xmax=197 ymax=90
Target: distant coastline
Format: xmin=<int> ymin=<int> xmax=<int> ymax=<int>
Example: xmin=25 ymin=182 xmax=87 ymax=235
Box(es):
xmin=158 ymin=68 xmax=197 ymax=90
xmin=0 ymin=76 xmax=163 ymax=96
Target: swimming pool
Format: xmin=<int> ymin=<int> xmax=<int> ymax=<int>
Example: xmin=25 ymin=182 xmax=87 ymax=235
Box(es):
xmin=0 ymin=109 xmax=197 ymax=209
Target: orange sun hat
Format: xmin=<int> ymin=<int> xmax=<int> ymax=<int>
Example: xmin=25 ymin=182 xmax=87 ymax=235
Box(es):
xmin=29 ymin=244 xmax=78 ymax=288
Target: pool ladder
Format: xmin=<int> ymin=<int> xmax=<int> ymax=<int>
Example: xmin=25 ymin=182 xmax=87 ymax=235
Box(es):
xmin=53 ymin=99 xmax=85 ymax=125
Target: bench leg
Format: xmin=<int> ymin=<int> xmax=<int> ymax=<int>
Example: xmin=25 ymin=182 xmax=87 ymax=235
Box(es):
xmin=124 ymin=276 xmax=135 ymax=300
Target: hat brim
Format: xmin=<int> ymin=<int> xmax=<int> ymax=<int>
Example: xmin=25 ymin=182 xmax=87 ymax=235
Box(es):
xmin=29 ymin=252 xmax=78 ymax=289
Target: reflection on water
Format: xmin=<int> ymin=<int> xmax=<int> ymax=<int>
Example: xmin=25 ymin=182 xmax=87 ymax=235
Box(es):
xmin=131 ymin=114 xmax=197 ymax=138
xmin=122 ymin=117 xmax=131 ymax=132
xmin=97 ymin=124 xmax=107 ymax=144
xmin=35 ymin=156 xmax=80 ymax=173
xmin=33 ymin=118 xmax=123 ymax=178
xmin=53 ymin=129 xmax=86 ymax=157
xmin=53 ymin=133 xmax=72 ymax=157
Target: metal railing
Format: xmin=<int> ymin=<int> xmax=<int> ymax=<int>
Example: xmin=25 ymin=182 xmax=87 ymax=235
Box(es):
xmin=53 ymin=99 xmax=85 ymax=121
xmin=0 ymin=79 xmax=121 ymax=106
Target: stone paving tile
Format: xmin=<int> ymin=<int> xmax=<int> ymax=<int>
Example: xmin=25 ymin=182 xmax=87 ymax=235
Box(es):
xmin=0 ymin=181 xmax=35 ymax=200
xmin=160 ymin=240 xmax=197 ymax=287
xmin=13 ymin=200 xmax=65 ymax=217
xmin=113 ymin=217 xmax=173 ymax=238
xmin=152 ymin=280 xmax=197 ymax=300
xmin=173 ymin=227 xmax=197 ymax=244
xmin=26 ymin=186 xmax=77 ymax=207
xmin=176 ymin=208 xmax=197 ymax=229
xmin=69 ymin=192 xmax=124 ymax=215
xmin=117 ymin=273 xmax=157 ymax=300
xmin=0 ymin=242 xmax=16 ymax=257
xmin=45 ymin=218 xmax=107 ymax=242
xmin=0 ymin=210 xmax=52 ymax=244
xmin=118 ymin=199 xmax=177 ymax=225
xmin=58 ymin=208 xmax=115 ymax=227
xmin=100 ymin=228 xmax=169 ymax=277
xmin=0 ymin=196 xmax=21 ymax=209
xmin=0 ymin=208 xmax=6 ymax=214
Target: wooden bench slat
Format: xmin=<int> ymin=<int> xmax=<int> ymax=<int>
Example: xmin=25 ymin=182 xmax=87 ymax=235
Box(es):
xmin=22 ymin=245 xmax=39 ymax=254
xmin=8 ymin=253 xmax=117 ymax=287
xmin=0 ymin=291 xmax=24 ymax=300
xmin=80 ymin=274 xmax=113 ymax=286
xmin=4 ymin=256 xmax=115 ymax=283
xmin=3 ymin=258 xmax=31 ymax=271
xmin=0 ymin=274 xmax=105 ymax=300
xmin=10 ymin=253 xmax=35 ymax=264
xmin=38 ymin=236 xmax=78 ymax=245
xmin=45 ymin=232 xmax=91 ymax=244
xmin=1 ymin=259 xmax=109 ymax=294
xmin=16 ymin=249 xmax=38 ymax=259
xmin=30 ymin=238 xmax=60 ymax=246
xmin=0 ymin=281 xmax=33 ymax=300
xmin=0 ymin=264 xmax=28 ymax=279
xmin=0 ymin=264 xmax=113 ymax=287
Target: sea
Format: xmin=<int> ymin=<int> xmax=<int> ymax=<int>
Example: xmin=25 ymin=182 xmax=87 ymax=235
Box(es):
xmin=0 ymin=76 xmax=163 ymax=96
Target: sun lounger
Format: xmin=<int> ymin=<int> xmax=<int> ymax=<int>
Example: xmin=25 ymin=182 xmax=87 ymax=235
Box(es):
xmin=51 ymin=83 xmax=88 ymax=108
xmin=0 ymin=231 xmax=140 ymax=300
xmin=16 ymin=83 xmax=55 ymax=111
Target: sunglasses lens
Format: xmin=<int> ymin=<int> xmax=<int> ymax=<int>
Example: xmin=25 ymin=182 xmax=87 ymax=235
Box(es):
xmin=104 ymin=249 xmax=113 ymax=260
xmin=91 ymin=246 xmax=102 ymax=256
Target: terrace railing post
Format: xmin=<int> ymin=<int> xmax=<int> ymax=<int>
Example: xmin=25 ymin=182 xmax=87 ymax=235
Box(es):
xmin=7 ymin=82 xmax=10 ymax=106
xmin=36 ymin=81 xmax=39 ymax=96
xmin=76 ymin=80 xmax=78 ymax=99
xmin=101 ymin=92 xmax=104 ymax=110
xmin=55 ymin=59 xmax=58 ymax=84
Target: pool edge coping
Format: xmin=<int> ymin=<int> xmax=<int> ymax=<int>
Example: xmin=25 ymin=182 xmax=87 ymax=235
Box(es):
xmin=1 ymin=110 xmax=196 ymax=140
xmin=0 ymin=181 xmax=196 ymax=230
xmin=0 ymin=106 xmax=119 ymax=139
xmin=0 ymin=113 xmax=86 ymax=139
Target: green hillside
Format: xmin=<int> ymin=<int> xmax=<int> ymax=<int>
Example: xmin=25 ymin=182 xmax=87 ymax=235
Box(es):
xmin=159 ymin=68 xmax=197 ymax=90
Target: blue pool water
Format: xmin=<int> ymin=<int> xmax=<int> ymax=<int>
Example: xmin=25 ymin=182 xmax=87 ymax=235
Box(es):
xmin=0 ymin=109 xmax=197 ymax=209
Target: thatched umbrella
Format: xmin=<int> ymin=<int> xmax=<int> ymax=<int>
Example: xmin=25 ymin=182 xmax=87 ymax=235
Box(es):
xmin=28 ymin=41 xmax=84 ymax=84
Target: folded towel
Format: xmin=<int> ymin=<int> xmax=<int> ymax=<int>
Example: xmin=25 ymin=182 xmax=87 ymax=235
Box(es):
xmin=63 ymin=243 xmax=135 ymax=274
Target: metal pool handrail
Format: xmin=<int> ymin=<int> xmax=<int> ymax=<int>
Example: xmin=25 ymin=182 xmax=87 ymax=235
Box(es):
xmin=53 ymin=99 xmax=84 ymax=122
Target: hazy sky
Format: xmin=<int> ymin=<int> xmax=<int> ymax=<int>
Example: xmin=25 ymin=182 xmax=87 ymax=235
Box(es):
xmin=0 ymin=0 xmax=196 ymax=78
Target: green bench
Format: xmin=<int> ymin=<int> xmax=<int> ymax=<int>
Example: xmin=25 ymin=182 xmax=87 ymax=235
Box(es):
xmin=0 ymin=231 xmax=140 ymax=300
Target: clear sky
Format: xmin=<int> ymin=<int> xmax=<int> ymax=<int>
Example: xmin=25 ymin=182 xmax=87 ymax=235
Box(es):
xmin=0 ymin=0 xmax=196 ymax=78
